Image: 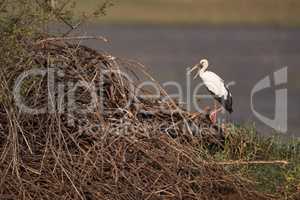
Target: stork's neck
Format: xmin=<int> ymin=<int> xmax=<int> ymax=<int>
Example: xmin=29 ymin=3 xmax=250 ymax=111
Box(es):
xmin=199 ymin=65 xmax=208 ymax=76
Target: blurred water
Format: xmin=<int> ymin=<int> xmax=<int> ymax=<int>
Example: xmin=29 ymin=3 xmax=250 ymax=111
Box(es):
xmin=57 ymin=24 xmax=300 ymax=136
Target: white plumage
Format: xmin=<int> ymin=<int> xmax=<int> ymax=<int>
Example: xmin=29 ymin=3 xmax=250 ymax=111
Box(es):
xmin=200 ymin=71 xmax=228 ymax=99
xmin=189 ymin=59 xmax=233 ymax=123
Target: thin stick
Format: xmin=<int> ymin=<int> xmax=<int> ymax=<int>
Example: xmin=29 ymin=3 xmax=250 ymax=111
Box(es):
xmin=35 ymin=36 xmax=109 ymax=45
xmin=216 ymin=160 xmax=289 ymax=165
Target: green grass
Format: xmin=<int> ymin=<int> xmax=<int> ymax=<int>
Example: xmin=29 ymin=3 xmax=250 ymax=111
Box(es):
xmin=214 ymin=124 xmax=300 ymax=198
xmin=73 ymin=0 xmax=300 ymax=26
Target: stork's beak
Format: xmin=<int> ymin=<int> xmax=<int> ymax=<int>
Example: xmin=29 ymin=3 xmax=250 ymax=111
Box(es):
xmin=188 ymin=64 xmax=200 ymax=79
xmin=188 ymin=64 xmax=198 ymax=73
xmin=193 ymin=71 xmax=200 ymax=79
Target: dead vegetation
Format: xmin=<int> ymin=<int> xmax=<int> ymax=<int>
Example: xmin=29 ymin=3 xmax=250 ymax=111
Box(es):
xmin=0 ymin=37 xmax=275 ymax=200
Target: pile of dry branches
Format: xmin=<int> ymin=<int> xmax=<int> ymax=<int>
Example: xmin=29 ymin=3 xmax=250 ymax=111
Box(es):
xmin=0 ymin=38 xmax=271 ymax=200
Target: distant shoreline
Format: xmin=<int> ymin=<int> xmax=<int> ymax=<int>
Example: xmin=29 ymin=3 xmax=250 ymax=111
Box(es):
xmin=73 ymin=0 xmax=300 ymax=27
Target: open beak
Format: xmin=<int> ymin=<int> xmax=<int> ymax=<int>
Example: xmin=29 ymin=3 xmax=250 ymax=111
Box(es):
xmin=193 ymin=71 xmax=199 ymax=79
xmin=188 ymin=64 xmax=198 ymax=73
xmin=188 ymin=64 xmax=201 ymax=79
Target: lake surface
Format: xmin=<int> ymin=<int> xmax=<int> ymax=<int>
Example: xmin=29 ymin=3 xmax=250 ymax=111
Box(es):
xmin=61 ymin=24 xmax=300 ymax=136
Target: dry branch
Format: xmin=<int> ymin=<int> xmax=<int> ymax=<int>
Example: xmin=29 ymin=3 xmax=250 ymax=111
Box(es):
xmin=216 ymin=160 xmax=289 ymax=165
xmin=35 ymin=35 xmax=109 ymax=45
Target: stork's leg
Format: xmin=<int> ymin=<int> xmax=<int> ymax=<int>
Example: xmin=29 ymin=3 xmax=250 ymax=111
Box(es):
xmin=209 ymin=100 xmax=217 ymax=124
xmin=209 ymin=100 xmax=222 ymax=124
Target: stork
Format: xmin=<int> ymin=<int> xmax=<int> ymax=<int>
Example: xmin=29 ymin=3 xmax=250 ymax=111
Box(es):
xmin=189 ymin=59 xmax=233 ymax=124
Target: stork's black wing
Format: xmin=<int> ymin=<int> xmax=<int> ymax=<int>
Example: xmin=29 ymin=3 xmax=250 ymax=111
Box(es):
xmin=224 ymin=86 xmax=233 ymax=113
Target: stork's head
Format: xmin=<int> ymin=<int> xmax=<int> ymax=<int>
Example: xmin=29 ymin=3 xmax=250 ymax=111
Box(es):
xmin=188 ymin=58 xmax=209 ymax=79
xmin=199 ymin=59 xmax=209 ymax=69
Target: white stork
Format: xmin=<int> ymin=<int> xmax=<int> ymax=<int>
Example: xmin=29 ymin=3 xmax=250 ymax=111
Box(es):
xmin=189 ymin=59 xmax=233 ymax=124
